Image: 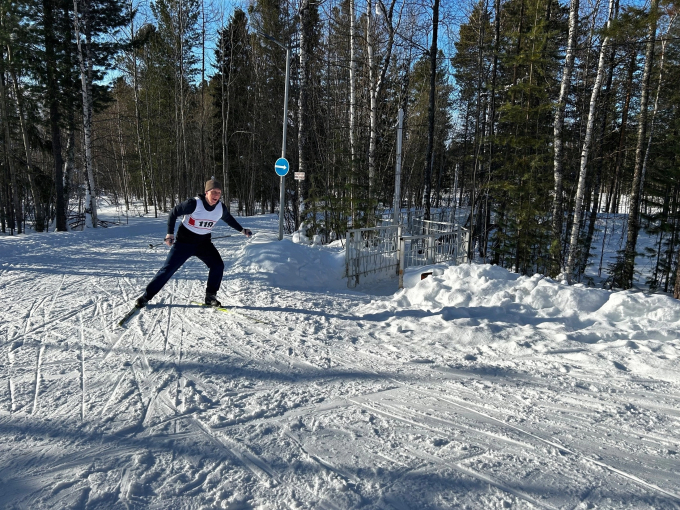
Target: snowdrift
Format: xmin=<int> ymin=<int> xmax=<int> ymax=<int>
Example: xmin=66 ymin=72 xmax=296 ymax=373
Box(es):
xmin=233 ymin=232 xmax=346 ymax=291
xmin=357 ymin=263 xmax=680 ymax=382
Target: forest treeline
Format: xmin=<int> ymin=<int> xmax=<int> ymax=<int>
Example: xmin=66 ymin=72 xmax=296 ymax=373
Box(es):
xmin=1 ymin=0 xmax=679 ymax=297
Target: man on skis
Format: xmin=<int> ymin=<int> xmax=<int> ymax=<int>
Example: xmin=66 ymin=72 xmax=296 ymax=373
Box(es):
xmin=135 ymin=178 xmax=252 ymax=309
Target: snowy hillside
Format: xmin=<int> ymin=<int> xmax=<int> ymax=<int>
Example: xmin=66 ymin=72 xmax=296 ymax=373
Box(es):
xmin=1 ymin=212 xmax=680 ymax=509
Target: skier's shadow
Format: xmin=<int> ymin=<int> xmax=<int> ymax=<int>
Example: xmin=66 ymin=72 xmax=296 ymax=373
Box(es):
xmin=236 ymin=304 xmax=586 ymax=329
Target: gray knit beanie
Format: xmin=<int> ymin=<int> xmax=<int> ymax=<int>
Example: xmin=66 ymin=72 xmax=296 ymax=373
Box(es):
xmin=205 ymin=178 xmax=222 ymax=193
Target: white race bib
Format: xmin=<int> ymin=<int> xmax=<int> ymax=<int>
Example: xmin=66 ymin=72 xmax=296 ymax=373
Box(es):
xmin=181 ymin=197 xmax=222 ymax=234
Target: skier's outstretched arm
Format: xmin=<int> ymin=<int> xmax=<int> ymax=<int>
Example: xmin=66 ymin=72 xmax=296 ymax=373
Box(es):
xmin=221 ymin=205 xmax=252 ymax=237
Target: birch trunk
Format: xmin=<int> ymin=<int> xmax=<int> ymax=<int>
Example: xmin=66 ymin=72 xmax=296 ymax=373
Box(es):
xmin=675 ymin=245 xmax=680 ymax=298
xmin=221 ymin=17 xmax=234 ymax=209
xmin=367 ymin=0 xmax=399 ymax=206
xmin=62 ymin=3 xmax=76 ymax=225
xmin=64 ymin=125 xmax=75 ymax=217
xmin=367 ymin=0 xmax=375 ymax=196
xmin=422 ymin=0 xmax=439 ymax=222
xmin=582 ymin=41 xmax=617 ymax=276
xmin=297 ymin=0 xmax=311 ymax=230
xmin=551 ymin=0 xmax=579 ymax=274
xmin=130 ymin=8 xmax=149 ymax=214
xmin=349 ymin=0 xmax=356 ymax=224
xmin=622 ymin=0 xmax=660 ymax=288
xmin=564 ymin=0 xmax=615 ymax=280
xmin=200 ymin=0 xmax=206 ymax=178
xmin=74 ymin=0 xmax=97 ymax=228
xmin=115 ymin=100 xmax=130 ymax=209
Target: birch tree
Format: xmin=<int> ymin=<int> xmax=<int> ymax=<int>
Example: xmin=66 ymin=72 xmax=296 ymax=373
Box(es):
xmin=564 ymin=0 xmax=616 ymax=280
xmin=349 ymin=0 xmax=357 ymax=222
xmin=551 ymin=0 xmax=579 ymax=275
xmin=422 ymin=0 xmax=440 ymax=221
xmin=73 ymin=0 xmax=97 ymax=228
xmin=367 ymin=0 xmax=401 ymax=203
xmin=298 ymin=0 xmax=311 ymax=229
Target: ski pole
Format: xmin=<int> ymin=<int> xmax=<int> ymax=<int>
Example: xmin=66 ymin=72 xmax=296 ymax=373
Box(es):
xmin=148 ymin=234 xmax=232 ymax=249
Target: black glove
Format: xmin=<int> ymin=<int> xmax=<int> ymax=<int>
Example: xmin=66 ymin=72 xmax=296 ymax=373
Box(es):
xmin=242 ymin=228 xmax=252 ymax=238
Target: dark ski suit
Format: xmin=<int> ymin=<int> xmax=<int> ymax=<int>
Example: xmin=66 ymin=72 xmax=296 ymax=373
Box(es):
xmin=143 ymin=194 xmax=244 ymax=300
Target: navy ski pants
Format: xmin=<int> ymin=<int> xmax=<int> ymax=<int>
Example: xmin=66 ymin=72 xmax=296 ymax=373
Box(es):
xmin=144 ymin=241 xmax=224 ymax=300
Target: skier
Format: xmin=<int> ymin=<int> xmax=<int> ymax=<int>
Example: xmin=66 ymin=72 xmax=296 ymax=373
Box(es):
xmin=135 ymin=178 xmax=252 ymax=309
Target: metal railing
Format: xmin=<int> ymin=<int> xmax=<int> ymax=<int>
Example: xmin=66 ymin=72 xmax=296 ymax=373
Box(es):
xmin=398 ymin=226 xmax=469 ymax=288
xmin=345 ymin=218 xmax=469 ymax=288
xmin=377 ymin=208 xmax=460 ymax=234
xmin=345 ymin=225 xmax=401 ymax=288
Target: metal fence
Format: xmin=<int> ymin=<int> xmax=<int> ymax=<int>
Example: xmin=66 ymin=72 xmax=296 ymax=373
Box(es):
xmin=345 ymin=214 xmax=469 ymax=288
xmin=345 ymin=225 xmax=401 ymax=288
xmin=398 ymin=226 xmax=469 ymax=288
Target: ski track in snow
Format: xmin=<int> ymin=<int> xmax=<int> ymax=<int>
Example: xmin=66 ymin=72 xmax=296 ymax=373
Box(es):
xmin=1 ymin=214 xmax=680 ymax=509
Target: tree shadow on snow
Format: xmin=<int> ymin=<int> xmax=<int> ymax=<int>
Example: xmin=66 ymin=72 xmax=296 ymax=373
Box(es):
xmin=236 ymin=304 xmax=596 ymax=331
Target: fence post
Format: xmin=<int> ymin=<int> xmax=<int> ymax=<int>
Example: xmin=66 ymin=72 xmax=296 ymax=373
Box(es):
xmin=396 ymin=226 xmax=402 ymax=275
xmin=464 ymin=229 xmax=470 ymax=263
xmin=345 ymin=230 xmax=351 ymax=280
xmin=455 ymin=223 xmax=461 ymax=263
xmin=398 ymin=236 xmax=405 ymax=289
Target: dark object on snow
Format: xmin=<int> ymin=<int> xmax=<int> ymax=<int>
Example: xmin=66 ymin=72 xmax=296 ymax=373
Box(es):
xmin=205 ymin=293 xmax=221 ymax=307
xmin=118 ymin=306 xmax=141 ymax=327
xmin=421 ymin=272 xmax=433 ymax=280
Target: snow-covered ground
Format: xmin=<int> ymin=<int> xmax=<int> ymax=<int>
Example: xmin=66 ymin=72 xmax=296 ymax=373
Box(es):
xmin=1 ymin=210 xmax=680 ymax=509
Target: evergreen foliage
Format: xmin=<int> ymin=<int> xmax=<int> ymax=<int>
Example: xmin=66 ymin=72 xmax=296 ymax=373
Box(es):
xmin=0 ymin=0 xmax=679 ymax=296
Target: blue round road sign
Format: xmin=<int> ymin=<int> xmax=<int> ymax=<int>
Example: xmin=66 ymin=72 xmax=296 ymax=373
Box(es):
xmin=275 ymin=158 xmax=290 ymax=177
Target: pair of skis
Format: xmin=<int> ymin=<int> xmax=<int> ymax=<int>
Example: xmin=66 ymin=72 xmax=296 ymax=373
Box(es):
xmin=189 ymin=301 xmax=271 ymax=325
xmin=117 ymin=301 xmax=270 ymax=327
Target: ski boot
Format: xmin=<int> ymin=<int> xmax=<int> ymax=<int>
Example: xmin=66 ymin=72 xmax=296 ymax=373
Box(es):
xmin=205 ymin=293 xmax=221 ymax=307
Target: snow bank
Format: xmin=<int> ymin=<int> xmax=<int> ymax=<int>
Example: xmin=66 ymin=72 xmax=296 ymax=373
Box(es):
xmin=357 ymin=263 xmax=680 ymax=382
xmin=396 ymin=263 xmax=680 ymax=332
xmin=3 ymin=215 xmax=680 ymax=509
xmin=233 ymin=232 xmax=346 ymax=290
xmin=398 ymin=264 xmax=611 ymax=315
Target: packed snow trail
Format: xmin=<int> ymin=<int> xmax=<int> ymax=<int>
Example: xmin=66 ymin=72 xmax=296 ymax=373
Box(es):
xmin=1 ymin=212 xmax=679 ymax=509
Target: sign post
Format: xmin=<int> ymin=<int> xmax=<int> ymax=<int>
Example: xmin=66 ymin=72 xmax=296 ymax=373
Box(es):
xmin=258 ymin=30 xmax=291 ymax=241
xmin=278 ymin=46 xmax=291 ymax=240
xmin=275 ymin=156 xmax=290 ymax=239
